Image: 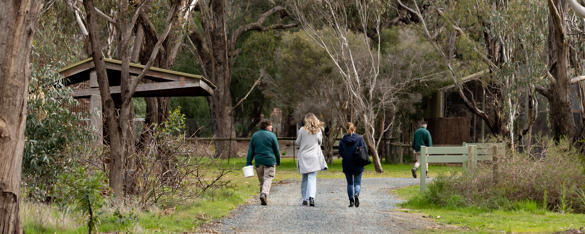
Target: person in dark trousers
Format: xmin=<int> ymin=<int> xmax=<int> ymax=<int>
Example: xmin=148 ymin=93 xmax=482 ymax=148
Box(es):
xmin=246 ymin=119 xmax=281 ymax=205
xmin=411 ymin=120 xmax=432 ymax=178
xmin=338 ymin=122 xmax=367 ymax=208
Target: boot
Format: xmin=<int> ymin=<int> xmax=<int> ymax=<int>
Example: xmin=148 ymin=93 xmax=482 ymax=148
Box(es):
xmin=411 ymin=168 xmax=417 ymax=178
xmin=348 ymin=199 xmax=355 ymax=207
xmin=309 ymin=197 xmax=315 ymax=207
xmin=260 ymin=193 xmax=267 ymax=206
xmin=354 ymin=194 xmax=360 ymax=207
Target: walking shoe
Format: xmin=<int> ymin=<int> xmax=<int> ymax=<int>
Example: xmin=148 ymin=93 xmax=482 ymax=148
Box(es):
xmin=302 ymin=200 xmax=308 ymax=206
xmin=260 ymin=193 xmax=267 ymax=206
xmin=348 ymin=199 xmax=355 ymax=207
xmin=309 ymin=197 xmax=315 ymax=207
xmin=411 ymin=168 xmax=417 ymax=178
xmin=354 ymin=194 xmax=360 ymax=207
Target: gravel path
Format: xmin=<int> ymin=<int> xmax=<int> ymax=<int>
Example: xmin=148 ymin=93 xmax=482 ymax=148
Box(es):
xmin=212 ymin=177 xmax=434 ymax=233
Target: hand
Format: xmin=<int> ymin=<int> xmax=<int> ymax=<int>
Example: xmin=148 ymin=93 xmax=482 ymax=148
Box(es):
xmin=246 ymin=162 xmax=252 ymax=166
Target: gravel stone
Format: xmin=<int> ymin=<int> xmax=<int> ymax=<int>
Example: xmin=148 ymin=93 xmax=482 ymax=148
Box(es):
xmin=215 ymin=177 xmax=431 ymax=233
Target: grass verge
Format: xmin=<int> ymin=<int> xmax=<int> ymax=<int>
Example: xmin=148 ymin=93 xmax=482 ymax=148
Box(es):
xmin=393 ymin=185 xmax=585 ymax=233
xmin=23 ymin=157 xmax=457 ymax=233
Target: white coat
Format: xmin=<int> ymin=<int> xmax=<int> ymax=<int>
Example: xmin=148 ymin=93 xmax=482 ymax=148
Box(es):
xmin=295 ymin=127 xmax=328 ymax=174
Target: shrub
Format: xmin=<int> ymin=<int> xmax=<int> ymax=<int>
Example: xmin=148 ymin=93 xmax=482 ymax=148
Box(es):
xmin=422 ymin=138 xmax=585 ymax=213
xmin=132 ymin=108 xmax=231 ymax=209
xmin=24 ymin=63 xmax=91 ymax=201
xmin=57 ymin=167 xmax=107 ymax=234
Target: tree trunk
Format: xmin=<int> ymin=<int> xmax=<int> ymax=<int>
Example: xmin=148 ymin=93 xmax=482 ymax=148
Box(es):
xmin=363 ymin=132 xmax=384 ymax=173
xmin=205 ymin=0 xmax=237 ymax=158
xmin=0 ymin=1 xmax=42 ymax=232
xmin=547 ymin=0 xmax=576 ymax=141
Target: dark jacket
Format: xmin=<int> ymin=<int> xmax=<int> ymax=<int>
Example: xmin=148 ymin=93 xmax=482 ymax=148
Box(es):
xmin=246 ymin=130 xmax=281 ymax=166
xmin=412 ymin=127 xmax=432 ymax=152
xmin=338 ymin=133 xmax=367 ymax=175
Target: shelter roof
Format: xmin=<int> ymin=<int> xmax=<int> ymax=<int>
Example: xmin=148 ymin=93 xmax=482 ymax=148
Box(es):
xmin=59 ymin=58 xmax=215 ymax=97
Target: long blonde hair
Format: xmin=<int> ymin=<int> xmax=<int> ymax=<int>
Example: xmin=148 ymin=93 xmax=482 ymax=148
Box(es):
xmin=304 ymin=113 xmax=324 ymax=135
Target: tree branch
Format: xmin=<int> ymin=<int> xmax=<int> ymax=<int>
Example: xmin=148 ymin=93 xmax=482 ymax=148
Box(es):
xmin=230 ymin=6 xmax=297 ymax=51
xmin=535 ymin=85 xmax=551 ymax=99
xmin=129 ymin=5 xmax=179 ymax=94
xmin=232 ymin=70 xmax=265 ymax=110
xmin=548 ymin=0 xmax=566 ymax=42
xmin=95 ymin=7 xmax=118 ymax=26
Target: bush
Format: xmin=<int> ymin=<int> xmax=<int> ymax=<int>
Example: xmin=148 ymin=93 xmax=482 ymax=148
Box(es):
xmin=24 ymin=63 xmax=91 ymax=201
xmin=422 ymin=138 xmax=585 ymax=213
xmin=57 ymin=167 xmax=107 ymax=233
xmin=132 ymin=108 xmax=231 ymax=209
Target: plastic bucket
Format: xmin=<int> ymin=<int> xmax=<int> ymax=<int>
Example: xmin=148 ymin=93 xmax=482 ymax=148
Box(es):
xmin=242 ymin=165 xmax=255 ymax=178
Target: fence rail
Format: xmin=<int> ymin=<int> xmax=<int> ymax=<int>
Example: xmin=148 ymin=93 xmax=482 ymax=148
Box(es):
xmin=420 ymin=143 xmax=503 ymax=193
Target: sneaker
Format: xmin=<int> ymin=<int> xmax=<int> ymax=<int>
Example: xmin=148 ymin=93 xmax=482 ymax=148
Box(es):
xmin=260 ymin=193 xmax=267 ymax=206
xmin=354 ymin=194 xmax=360 ymax=208
xmin=309 ymin=197 xmax=315 ymax=207
xmin=348 ymin=199 xmax=355 ymax=207
xmin=302 ymin=200 xmax=308 ymax=206
xmin=411 ymin=168 xmax=417 ymax=178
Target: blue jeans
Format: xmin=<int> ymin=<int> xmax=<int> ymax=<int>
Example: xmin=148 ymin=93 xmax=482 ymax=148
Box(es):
xmin=301 ymin=171 xmax=318 ymax=201
xmin=345 ymin=172 xmax=362 ymax=200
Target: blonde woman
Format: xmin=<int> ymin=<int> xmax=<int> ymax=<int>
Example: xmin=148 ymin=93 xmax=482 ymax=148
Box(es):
xmin=295 ymin=113 xmax=328 ymax=207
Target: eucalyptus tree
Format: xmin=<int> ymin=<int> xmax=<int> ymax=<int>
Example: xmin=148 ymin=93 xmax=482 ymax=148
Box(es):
xmin=0 ymin=1 xmax=43 ymax=231
xmin=81 ymin=0 xmax=183 ymax=197
xmin=398 ymin=0 xmax=548 ymax=148
xmin=187 ymin=0 xmax=297 ymax=157
xmin=290 ymin=0 xmax=440 ymax=172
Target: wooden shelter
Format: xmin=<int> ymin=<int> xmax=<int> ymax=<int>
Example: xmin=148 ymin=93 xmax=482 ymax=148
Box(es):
xmin=59 ymin=58 xmax=215 ymax=142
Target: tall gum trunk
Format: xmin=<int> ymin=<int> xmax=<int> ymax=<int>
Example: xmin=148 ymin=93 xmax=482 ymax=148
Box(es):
xmin=548 ymin=0 xmax=576 ymax=140
xmin=0 ymin=1 xmax=42 ymax=232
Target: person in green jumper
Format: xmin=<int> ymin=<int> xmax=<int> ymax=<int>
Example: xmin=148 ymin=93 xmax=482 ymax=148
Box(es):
xmin=411 ymin=120 xmax=432 ymax=178
xmin=246 ymin=119 xmax=281 ymax=205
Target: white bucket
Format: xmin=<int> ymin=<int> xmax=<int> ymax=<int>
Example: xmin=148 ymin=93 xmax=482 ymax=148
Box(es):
xmin=242 ymin=165 xmax=255 ymax=178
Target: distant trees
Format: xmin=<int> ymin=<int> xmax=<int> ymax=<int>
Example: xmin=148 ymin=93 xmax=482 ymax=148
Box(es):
xmin=291 ymin=0 xmax=441 ymax=172
xmin=187 ymin=0 xmax=297 ymax=157
xmin=0 ymin=1 xmax=43 ymax=232
xmin=398 ymin=0 xmax=549 ymax=148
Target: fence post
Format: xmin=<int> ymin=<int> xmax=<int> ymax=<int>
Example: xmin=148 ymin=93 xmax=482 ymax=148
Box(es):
xmin=398 ymin=147 xmax=403 ymax=164
xmin=420 ymin=146 xmax=428 ymax=193
xmin=492 ymin=144 xmax=498 ymax=185
xmin=468 ymin=145 xmax=476 ymax=173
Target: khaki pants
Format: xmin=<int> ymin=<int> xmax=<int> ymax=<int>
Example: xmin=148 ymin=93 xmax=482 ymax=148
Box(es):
xmin=414 ymin=151 xmax=428 ymax=170
xmin=256 ymin=165 xmax=275 ymax=195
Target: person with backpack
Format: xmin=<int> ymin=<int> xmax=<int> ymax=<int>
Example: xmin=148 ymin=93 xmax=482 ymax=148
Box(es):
xmin=338 ymin=122 xmax=368 ymax=208
xmin=295 ymin=113 xmax=328 ymax=207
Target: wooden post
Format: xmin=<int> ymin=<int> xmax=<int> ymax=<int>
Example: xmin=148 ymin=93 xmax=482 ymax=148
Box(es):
xmin=492 ymin=145 xmax=498 ymax=185
xmin=468 ymin=145 xmax=476 ymax=173
xmin=89 ymin=71 xmax=103 ymax=144
xmin=398 ymin=146 xmax=404 ymax=164
xmin=420 ymin=146 xmax=428 ymax=193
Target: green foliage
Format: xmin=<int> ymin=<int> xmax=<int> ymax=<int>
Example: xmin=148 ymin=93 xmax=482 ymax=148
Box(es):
xmin=232 ymin=31 xmax=280 ymax=136
xmin=58 ymin=168 xmax=107 ymax=233
xmin=156 ymin=107 xmax=186 ymax=135
xmin=24 ymin=63 xmax=91 ymax=201
xmin=409 ymin=138 xmax=585 ymax=213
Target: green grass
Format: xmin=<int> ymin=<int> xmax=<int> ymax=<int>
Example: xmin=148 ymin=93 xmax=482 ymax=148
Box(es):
xmin=224 ymin=157 xmax=460 ymax=180
xmin=393 ymin=185 xmax=585 ymax=233
xmin=23 ymin=157 xmax=458 ymax=233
